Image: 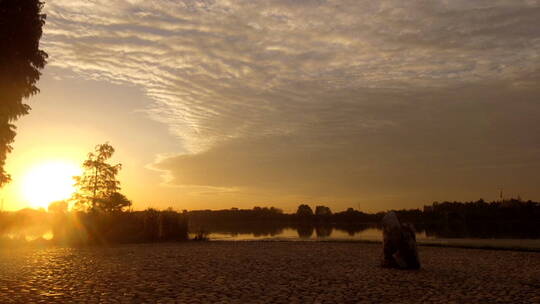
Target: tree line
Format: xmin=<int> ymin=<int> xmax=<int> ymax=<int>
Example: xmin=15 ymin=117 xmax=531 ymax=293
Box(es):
xmin=187 ymin=199 xmax=540 ymax=226
xmin=185 ymin=199 xmax=540 ymax=240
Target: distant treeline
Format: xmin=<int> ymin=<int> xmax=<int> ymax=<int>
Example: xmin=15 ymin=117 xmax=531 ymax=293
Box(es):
xmin=188 ymin=199 xmax=540 ymax=225
xmin=187 ymin=199 xmax=540 ymax=239
xmin=421 ymin=199 xmax=540 ymax=238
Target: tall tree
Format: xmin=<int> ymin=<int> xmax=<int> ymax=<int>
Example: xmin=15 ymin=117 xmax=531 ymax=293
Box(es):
xmin=73 ymin=143 xmax=131 ymax=212
xmin=0 ymin=0 xmax=48 ymax=186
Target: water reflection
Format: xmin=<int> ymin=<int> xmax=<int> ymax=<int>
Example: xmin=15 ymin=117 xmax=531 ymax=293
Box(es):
xmin=315 ymin=225 xmax=333 ymax=238
xmin=199 ymin=224 xmax=540 ymax=250
xmin=207 ymin=226 xmax=413 ymax=241
xmin=202 ymin=224 xmax=377 ymax=241
xmin=3 ymin=217 xmax=540 ymax=251
xmin=1 ymin=228 xmax=53 ymax=244
xmin=205 ymin=223 xmax=536 ymax=243
xmin=4 ymin=230 xmax=54 ymax=242
xmin=296 ymin=225 xmax=313 ymax=239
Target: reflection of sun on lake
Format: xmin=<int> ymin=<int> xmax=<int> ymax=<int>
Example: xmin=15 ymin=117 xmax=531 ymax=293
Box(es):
xmin=20 ymin=161 xmax=81 ymax=209
xmin=3 ymin=230 xmax=53 ymax=242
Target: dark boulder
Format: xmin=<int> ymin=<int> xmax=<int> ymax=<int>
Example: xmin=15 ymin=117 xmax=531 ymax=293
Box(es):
xmin=381 ymin=211 xmax=420 ymax=269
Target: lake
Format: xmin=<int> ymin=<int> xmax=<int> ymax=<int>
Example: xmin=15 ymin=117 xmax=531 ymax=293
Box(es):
xmin=2 ymin=222 xmax=539 ymax=251
xmin=200 ymin=227 xmax=540 ymax=250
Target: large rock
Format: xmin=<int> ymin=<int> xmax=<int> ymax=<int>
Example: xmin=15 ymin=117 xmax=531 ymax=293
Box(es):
xmin=381 ymin=211 xmax=420 ymax=269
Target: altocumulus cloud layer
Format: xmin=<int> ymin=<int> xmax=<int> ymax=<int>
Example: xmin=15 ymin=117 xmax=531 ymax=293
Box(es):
xmin=43 ymin=0 xmax=540 ymax=208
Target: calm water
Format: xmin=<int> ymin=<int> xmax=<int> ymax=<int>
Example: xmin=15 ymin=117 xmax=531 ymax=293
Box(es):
xmin=3 ymin=224 xmax=540 ymax=250
xmin=200 ymin=227 xmax=540 ymax=250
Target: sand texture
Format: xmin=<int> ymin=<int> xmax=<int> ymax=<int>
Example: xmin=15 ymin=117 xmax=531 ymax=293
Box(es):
xmin=0 ymin=242 xmax=539 ymax=303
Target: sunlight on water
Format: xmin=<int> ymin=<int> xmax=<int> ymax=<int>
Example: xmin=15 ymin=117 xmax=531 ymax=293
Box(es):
xmin=2 ymin=230 xmax=54 ymax=242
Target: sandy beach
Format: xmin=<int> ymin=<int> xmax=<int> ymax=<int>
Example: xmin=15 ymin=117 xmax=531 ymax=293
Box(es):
xmin=1 ymin=242 xmax=539 ymax=303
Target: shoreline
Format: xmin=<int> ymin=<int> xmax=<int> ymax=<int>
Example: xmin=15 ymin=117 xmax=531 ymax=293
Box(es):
xmin=205 ymin=238 xmax=540 ymax=252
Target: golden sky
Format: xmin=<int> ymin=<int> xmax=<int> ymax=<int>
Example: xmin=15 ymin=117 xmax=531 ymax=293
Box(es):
xmin=2 ymin=0 xmax=540 ymax=212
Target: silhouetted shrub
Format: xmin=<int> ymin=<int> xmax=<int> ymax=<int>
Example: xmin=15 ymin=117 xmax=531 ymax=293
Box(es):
xmin=57 ymin=208 xmax=188 ymax=245
xmin=159 ymin=208 xmax=189 ymax=241
xmin=296 ymin=204 xmax=314 ymax=219
xmin=315 ymin=205 xmax=332 ymax=216
xmin=142 ymin=208 xmax=160 ymax=242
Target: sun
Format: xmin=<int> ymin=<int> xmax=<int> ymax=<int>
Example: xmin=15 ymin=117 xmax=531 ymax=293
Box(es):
xmin=20 ymin=161 xmax=82 ymax=209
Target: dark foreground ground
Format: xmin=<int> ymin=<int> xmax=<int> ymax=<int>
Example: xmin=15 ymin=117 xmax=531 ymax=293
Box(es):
xmin=0 ymin=242 xmax=539 ymax=303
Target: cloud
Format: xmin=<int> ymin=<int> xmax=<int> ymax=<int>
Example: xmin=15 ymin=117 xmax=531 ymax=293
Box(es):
xmin=151 ymin=81 xmax=540 ymax=204
xmin=41 ymin=0 xmax=540 ymax=207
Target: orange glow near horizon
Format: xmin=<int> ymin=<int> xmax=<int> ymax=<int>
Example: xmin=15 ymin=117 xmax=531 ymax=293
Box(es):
xmin=19 ymin=160 xmax=82 ymax=209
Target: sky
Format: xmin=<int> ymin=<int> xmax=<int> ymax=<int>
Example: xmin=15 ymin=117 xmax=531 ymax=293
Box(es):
xmin=2 ymin=0 xmax=540 ymax=212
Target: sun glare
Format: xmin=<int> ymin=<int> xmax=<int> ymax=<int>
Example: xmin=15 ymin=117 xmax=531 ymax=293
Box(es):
xmin=20 ymin=161 xmax=82 ymax=209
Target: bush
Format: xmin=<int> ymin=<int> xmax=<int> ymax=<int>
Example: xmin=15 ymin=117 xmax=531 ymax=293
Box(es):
xmin=58 ymin=209 xmax=189 ymax=245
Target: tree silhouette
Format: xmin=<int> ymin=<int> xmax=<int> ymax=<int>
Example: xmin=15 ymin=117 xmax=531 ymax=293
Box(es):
xmin=73 ymin=143 xmax=131 ymax=212
xmin=296 ymin=204 xmax=314 ymax=218
xmin=315 ymin=205 xmax=332 ymax=217
xmin=0 ymin=0 xmax=48 ymax=186
xmin=95 ymin=192 xmax=131 ymax=213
